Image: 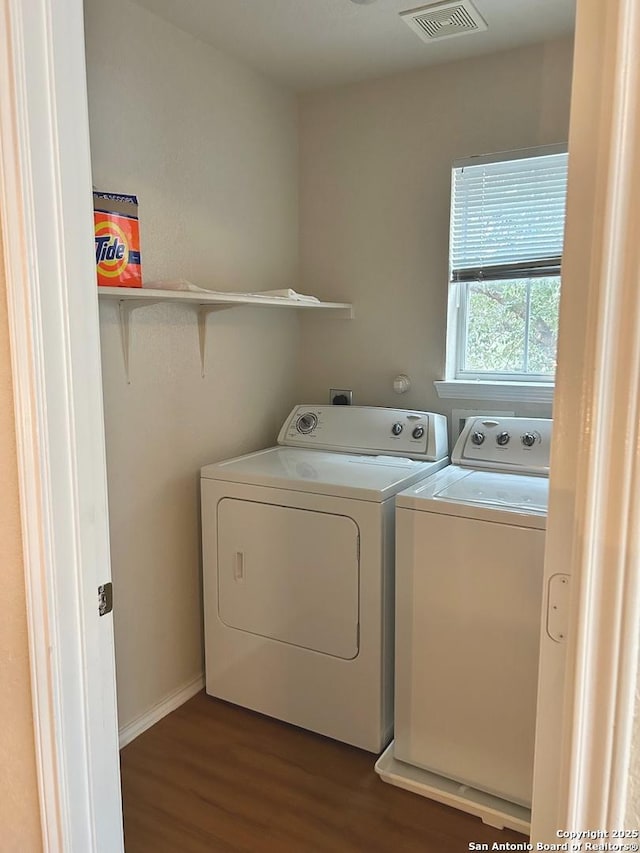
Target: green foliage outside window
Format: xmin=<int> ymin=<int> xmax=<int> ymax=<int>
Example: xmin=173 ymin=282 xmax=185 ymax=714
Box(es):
xmin=463 ymin=277 xmax=560 ymax=376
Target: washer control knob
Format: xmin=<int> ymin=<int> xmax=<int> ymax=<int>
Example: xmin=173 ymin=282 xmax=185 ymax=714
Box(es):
xmin=496 ymin=431 xmax=510 ymax=446
xmin=412 ymin=425 xmax=425 ymax=440
xmin=296 ymin=412 xmax=318 ymax=434
xmin=471 ymin=431 xmax=485 ymax=446
xmin=521 ymin=432 xmax=537 ymax=447
xmin=391 ymin=422 xmax=404 ymax=436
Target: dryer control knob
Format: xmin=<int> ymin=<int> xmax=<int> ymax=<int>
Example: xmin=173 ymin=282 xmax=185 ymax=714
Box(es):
xmin=496 ymin=431 xmax=510 ymax=446
xmin=521 ymin=432 xmax=537 ymax=447
xmin=391 ymin=422 xmax=404 ymax=436
xmin=412 ymin=425 xmax=425 ymax=439
xmin=471 ymin=431 xmax=485 ymax=446
xmin=296 ymin=412 xmax=318 ymax=434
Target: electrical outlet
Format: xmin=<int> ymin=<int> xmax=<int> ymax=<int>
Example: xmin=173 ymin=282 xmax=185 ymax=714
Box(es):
xmin=330 ymin=389 xmax=352 ymax=405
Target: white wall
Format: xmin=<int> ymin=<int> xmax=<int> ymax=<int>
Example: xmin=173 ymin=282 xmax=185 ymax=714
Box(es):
xmin=297 ymin=38 xmax=574 ymax=426
xmin=85 ymin=0 xmax=300 ymax=729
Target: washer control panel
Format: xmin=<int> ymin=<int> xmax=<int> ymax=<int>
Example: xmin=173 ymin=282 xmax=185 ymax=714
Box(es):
xmin=453 ymin=417 xmax=552 ymax=474
xmin=278 ymin=405 xmax=449 ymax=461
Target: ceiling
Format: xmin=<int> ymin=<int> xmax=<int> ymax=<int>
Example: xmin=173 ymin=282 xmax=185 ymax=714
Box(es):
xmin=133 ymin=0 xmax=576 ymax=91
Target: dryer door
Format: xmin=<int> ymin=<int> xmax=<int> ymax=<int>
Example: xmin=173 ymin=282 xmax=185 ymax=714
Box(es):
xmin=217 ymin=499 xmax=360 ymax=659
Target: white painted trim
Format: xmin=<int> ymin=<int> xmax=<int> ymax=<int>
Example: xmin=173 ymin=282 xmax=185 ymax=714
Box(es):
xmin=0 ymin=5 xmax=64 ymax=845
xmin=119 ymin=676 xmax=205 ymax=750
xmin=557 ymin=0 xmax=640 ymax=830
xmin=531 ymin=0 xmax=640 ymax=839
xmin=0 ymin=0 xmax=123 ymax=850
xmin=434 ymin=380 xmax=554 ymax=403
xmin=453 ymin=142 xmax=568 ymax=170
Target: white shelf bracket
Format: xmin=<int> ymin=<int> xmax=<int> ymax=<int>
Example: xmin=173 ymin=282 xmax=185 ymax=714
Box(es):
xmin=99 ymin=290 xmax=353 ymax=380
xmin=118 ymin=298 xmax=162 ymax=383
xmin=198 ymin=304 xmax=238 ymax=377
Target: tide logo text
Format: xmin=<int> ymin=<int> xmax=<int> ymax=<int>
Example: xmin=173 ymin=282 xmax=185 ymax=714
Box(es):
xmin=95 ymin=235 xmax=127 ymax=264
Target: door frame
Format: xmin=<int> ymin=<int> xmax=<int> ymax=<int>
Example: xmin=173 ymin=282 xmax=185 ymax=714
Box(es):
xmin=531 ymin=0 xmax=640 ymax=839
xmin=0 ymin=0 xmax=123 ymax=850
xmin=1 ymin=0 xmax=639 ymax=849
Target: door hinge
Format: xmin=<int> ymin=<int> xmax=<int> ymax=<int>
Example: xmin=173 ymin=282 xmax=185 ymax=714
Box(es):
xmin=98 ymin=582 xmax=113 ymax=617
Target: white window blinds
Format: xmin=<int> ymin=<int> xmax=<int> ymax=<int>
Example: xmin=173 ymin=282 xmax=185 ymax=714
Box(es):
xmin=450 ymin=149 xmax=568 ymax=282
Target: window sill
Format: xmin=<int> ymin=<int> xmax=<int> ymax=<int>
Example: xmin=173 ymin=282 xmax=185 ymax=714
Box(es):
xmin=434 ymin=380 xmax=554 ymax=404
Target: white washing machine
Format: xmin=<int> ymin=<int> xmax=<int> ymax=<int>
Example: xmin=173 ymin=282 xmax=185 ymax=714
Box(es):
xmin=201 ymin=405 xmax=448 ymax=753
xmin=376 ymin=416 xmax=552 ymax=832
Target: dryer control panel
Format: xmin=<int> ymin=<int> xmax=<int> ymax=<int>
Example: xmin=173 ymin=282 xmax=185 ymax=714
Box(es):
xmin=453 ymin=417 xmax=552 ymax=475
xmin=277 ymin=405 xmax=448 ymax=461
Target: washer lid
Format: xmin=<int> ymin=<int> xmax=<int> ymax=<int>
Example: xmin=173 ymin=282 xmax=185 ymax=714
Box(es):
xmin=201 ymin=446 xmax=447 ymax=502
xmin=435 ymin=470 xmax=548 ymax=512
xmin=397 ymin=466 xmax=548 ymax=527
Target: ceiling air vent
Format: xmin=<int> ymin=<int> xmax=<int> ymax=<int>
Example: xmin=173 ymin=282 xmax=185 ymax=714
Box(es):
xmin=400 ymin=0 xmax=488 ymax=43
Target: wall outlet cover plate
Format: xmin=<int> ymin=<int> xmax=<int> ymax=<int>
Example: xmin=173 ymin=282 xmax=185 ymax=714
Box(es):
xmin=330 ymin=389 xmax=353 ymax=405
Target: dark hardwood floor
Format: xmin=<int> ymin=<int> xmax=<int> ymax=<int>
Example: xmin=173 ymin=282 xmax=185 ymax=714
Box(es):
xmin=121 ymin=691 xmax=527 ymax=852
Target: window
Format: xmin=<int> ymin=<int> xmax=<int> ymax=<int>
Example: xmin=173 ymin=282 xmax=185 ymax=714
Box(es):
xmin=446 ymin=146 xmax=568 ymax=385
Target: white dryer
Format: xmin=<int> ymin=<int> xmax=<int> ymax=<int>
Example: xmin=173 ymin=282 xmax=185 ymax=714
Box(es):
xmin=376 ymin=416 xmax=552 ymax=833
xmin=201 ymin=405 xmax=448 ymax=753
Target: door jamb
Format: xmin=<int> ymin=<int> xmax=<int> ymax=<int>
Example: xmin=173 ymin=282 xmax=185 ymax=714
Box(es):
xmin=0 ymin=0 xmax=123 ymax=849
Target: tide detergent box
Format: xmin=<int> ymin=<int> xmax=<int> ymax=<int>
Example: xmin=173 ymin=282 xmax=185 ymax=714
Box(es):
xmin=93 ymin=191 xmax=142 ymax=287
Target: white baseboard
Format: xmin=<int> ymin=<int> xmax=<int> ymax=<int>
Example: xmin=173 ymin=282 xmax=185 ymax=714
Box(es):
xmin=118 ymin=673 xmax=205 ymax=749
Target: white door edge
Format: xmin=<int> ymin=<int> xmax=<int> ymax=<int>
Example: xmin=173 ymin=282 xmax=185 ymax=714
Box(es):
xmin=0 ymin=0 xmax=123 ymax=850
xmin=532 ymin=0 xmax=640 ymax=839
